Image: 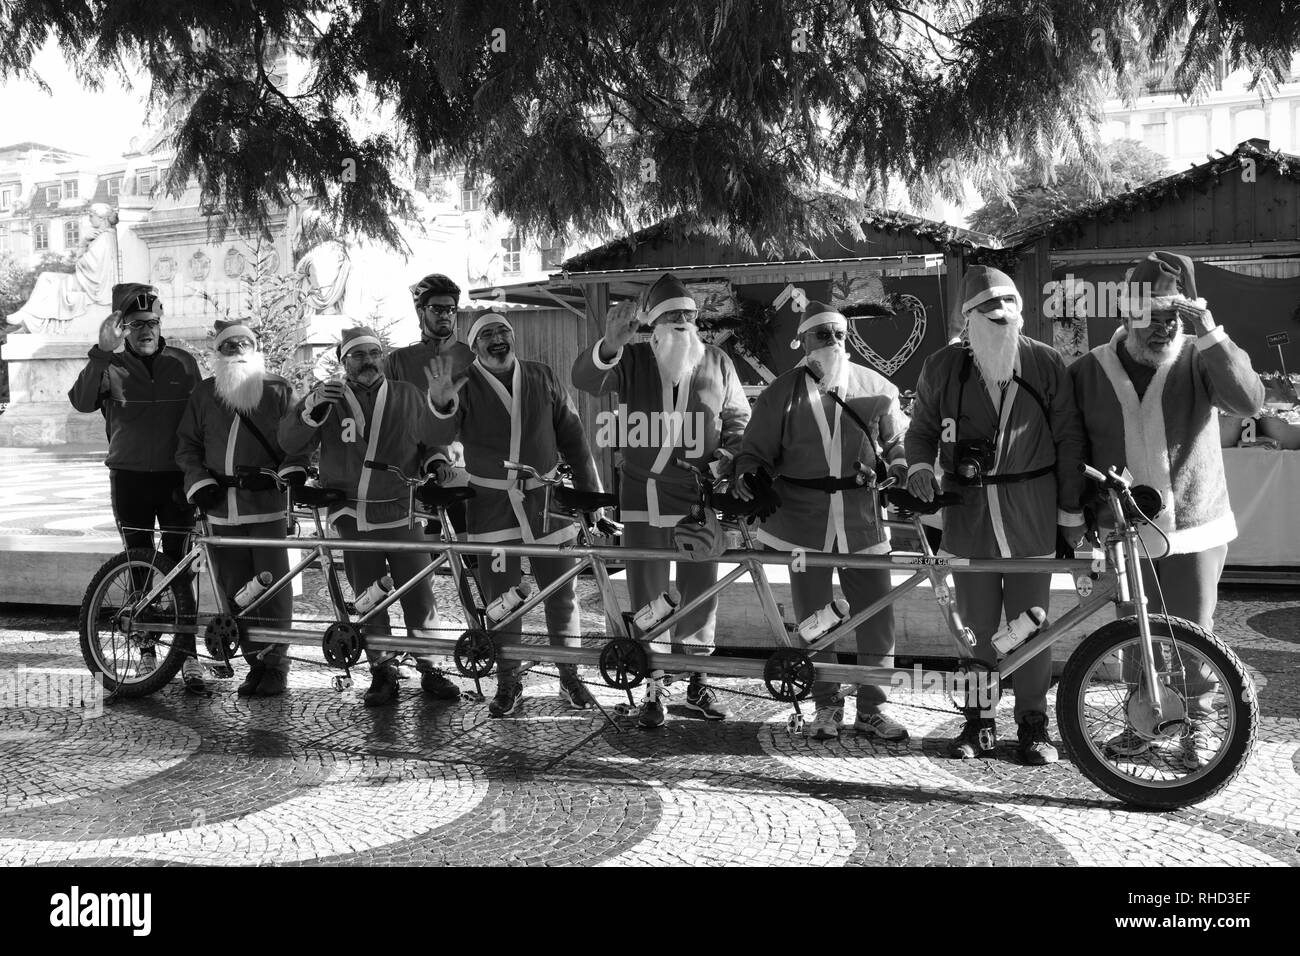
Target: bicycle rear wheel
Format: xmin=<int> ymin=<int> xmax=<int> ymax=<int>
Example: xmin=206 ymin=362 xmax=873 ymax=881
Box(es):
xmin=1057 ymin=614 xmax=1257 ymax=809
xmin=78 ymin=549 xmax=196 ymax=697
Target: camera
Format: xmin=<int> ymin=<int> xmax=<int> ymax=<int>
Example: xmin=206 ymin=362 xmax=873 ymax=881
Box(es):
xmin=955 ymin=438 xmax=996 ymax=480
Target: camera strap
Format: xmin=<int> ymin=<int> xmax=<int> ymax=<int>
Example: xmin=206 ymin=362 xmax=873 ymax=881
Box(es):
xmin=235 ymin=412 xmax=283 ymax=469
xmin=954 ymin=351 xmax=1050 ymax=465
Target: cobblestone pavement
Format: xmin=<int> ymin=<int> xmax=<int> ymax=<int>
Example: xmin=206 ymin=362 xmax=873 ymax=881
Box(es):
xmin=1 ymin=583 xmax=1297 ymax=867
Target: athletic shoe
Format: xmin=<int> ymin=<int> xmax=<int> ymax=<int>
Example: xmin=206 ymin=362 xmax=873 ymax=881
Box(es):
xmin=420 ymin=669 xmax=462 ymax=701
xmin=237 ymin=665 xmax=265 ymax=698
xmin=947 ymin=717 xmax=996 ymax=758
xmin=855 ymin=711 xmax=910 ymax=742
xmin=488 ymin=678 xmax=524 ymax=718
xmin=181 ymin=657 xmax=207 ymax=694
xmin=558 ymin=673 xmax=597 ymax=710
xmin=683 ymin=674 xmax=728 ymax=720
xmin=363 ymin=664 xmax=400 ymax=708
xmin=137 ymin=646 xmax=157 ymax=678
xmin=1104 ymin=728 xmax=1150 ymax=757
xmin=808 ymin=705 xmax=844 ymax=740
xmin=1180 ymin=723 xmax=1211 ymax=771
xmin=254 ymin=669 xmax=288 ymax=697
xmin=1016 ymin=712 xmax=1059 ymax=766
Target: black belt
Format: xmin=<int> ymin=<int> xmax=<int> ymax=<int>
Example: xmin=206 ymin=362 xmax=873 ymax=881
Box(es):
xmin=214 ymin=474 xmax=275 ymax=491
xmin=944 ymin=463 xmax=1054 ymax=487
xmin=780 ymin=474 xmax=870 ymax=493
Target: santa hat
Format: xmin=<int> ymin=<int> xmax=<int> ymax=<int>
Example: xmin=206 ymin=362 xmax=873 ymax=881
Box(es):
xmin=789 ymin=300 xmax=847 ymax=349
xmin=467 ymin=310 xmax=512 ymax=345
xmin=337 ymin=325 xmax=383 ymax=359
xmin=640 ymin=273 xmax=696 ymax=323
xmin=1123 ymin=251 xmax=1205 ymax=319
xmin=112 ymin=283 xmax=163 ymax=318
xmin=959 ymin=266 xmax=1021 ymax=315
xmin=213 ymin=318 xmax=258 ymax=350
xmin=410 ymin=273 xmax=461 ymax=307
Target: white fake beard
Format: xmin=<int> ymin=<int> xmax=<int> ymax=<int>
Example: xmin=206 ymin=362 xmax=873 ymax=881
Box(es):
xmin=214 ymin=351 xmax=267 ymax=414
xmin=1123 ymin=326 xmax=1187 ymax=368
xmin=966 ymin=309 xmax=1023 ymax=387
xmin=650 ymin=323 xmax=706 ymax=386
xmin=806 ymin=344 xmax=849 ymax=393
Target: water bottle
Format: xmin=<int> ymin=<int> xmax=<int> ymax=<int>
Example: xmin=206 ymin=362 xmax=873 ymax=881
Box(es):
xmin=485 ymin=584 xmax=531 ymax=624
xmin=797 ymin=598 xmax=851 ymax=642
xmin=234 ymin=571 xmax=274 ymax=608
xmin=991 ymin=607 xmax=1048 ymax=656
xmin=353 ymin=575 xmax=394 ymax=614
xmin=634 ymin=587 xmax=681 ymax=631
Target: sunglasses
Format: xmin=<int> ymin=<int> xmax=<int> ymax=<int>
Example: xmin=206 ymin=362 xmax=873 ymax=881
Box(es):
xmin=125 ymin=318 xmax=161 ymax=331
xmin=810 ymin=328 xmax=847 ymax=343
xmin=421 ymin=304 xmax=458 ymax=316
xmin=217 ymin=338 xmax=256 ymax=354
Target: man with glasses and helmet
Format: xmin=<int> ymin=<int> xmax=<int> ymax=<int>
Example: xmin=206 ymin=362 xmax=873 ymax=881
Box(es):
xmin=69 ymin=283 xmax=205 ymax=690
xmin=572 ymin=272 xmax=751 ymax=729
xmin=906 ymin=266 xmax=1087 ymax=765
xmin=734 ymin=300 xmax=912 ymax=743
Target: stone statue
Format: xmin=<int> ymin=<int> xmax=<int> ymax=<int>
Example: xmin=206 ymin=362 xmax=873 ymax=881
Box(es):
xmin=296 ymin=239 xmax=351 ymax=314
xmin=6 ymin=203 xmax=120 ymax=337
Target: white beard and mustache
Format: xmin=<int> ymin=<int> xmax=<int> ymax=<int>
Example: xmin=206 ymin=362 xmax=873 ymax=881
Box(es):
xmin=1123 ymin=326 xmax=1187 ymax=368
xmin=214 ymin=351 xmax=267 ymax=414
xmin=966 ymin=308 xmax=1023 ymax=388
xmin=650 ymin=322 xmax=706 ymax=386
xmin=805 ymin=344 xmax=849 ymax=393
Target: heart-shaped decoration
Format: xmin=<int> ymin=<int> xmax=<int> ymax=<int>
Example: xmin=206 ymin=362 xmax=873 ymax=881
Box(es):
xmin=847 ymin=294 xmax=927 ymax=378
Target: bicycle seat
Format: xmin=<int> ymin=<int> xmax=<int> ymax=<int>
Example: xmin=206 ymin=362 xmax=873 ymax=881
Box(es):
xmin=883 ymin=487 xmax=962 ymax=516
xmin=552 ymin=486 xmax=619 ymax=513
xmin=713 ymin=490 xmax=772 ymax=520
xmin=294 ymin=486 xmax=346 ymax=509
xmin=416 ymin=485 xmax=477 ymax=508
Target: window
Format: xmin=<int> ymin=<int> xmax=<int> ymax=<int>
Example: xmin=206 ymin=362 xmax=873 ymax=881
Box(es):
xmin=106 ymin=176 xmax=123 ymax=197
xmin=62 ymin=179 xmax=79 ymax=199
xmin=1233 ymin=107 xmax=1267 ymax=143
xmin=1176 ymin=113 xmax=1208 ymax=155
xmin=136 ymin=167 xmax=157 ymax=196
xmin=460 ymin=181 xmax=481 ymax=212
xmin=540 ymin=239 xmax=566 ymax=270
xmin=0 ymin=222 xmax=10 ymax=252
xmin=1141 ymin=120 xmax=1167 ymax=154
xmin=64 ymin=220 xmax=80 ymax=247
xmin=44 ymin=185 xmax=61 ymax=204
xmin=0 ymin=187 xmax=12 ymax=210
xmin=501 ymin=233 xmax=521 ymax=275
xmin=33 ymin=222 xmax=49 ymax=251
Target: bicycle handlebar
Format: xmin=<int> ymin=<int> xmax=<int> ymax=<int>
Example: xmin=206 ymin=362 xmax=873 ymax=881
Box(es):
xmin=364 ymin=459 xmax=433 ymax=487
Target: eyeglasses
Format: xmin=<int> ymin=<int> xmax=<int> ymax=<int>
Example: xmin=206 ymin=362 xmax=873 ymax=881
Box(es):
xmin=1144 ymin=310 xmax=1182 ymax=330
xmin=476 ymin=327 xmax=512 ymax=342
xmin=421 ymin=304 xmax=458 ymax=316
xmin=125 ymin=318 xmax=161 ymax=331
xmin=344 ymin=348 xmax=384 ymax=361
xmin=811 ymin=328 xmax=847 ymax=343
xmin=217 ymin=338 xmax=256 ymax=354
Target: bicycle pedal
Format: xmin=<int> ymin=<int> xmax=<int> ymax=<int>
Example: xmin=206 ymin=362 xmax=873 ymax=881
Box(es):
xmin=463 ymin=690 xmax=485 ymax=703
xmin=977 ymin=727 xmax=997 ymax=752
xmin=613 ymin=703 xmax=636 ymax=718
xmin=331 ymin=676 xmax=353 ymax=692
xmin=786 ymin=712 xmax=805 ymax=736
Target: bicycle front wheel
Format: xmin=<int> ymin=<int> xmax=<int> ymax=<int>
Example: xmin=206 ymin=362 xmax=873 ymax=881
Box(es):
xmin=78 ymin=549 xmax=196 ymax=697
xmin=1057 ymin=614 xmax=1257 ymax=809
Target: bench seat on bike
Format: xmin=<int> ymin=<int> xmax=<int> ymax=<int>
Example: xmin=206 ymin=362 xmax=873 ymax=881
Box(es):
xmin=882 ymin=487 xmax=961 ymax=516
xmin=552 ymin=486 xmax=619 ymax=514
xmin=294 ymin=485 xmax=347 ymax=509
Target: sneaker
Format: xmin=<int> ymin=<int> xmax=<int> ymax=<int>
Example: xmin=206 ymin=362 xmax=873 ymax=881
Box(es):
xmin=855 ymin=711 xmax=910 ymax=742
xmin=237 ymin=665 xmax=266 ymax=698
xmin=420 ymin=669 xmax=462 ymax=701
xmin=808 ymin=705 xmax=844 ymax=741
xmin=488 ymin=679 xmax=524 ymax=718
xmin=637 ymin=694 xmax=666 ymax=729
xmin=1104 ymin=727 xmax=1151 ymax=757
xmin=1016 ymin=712 xmax=1059 ymax=766
xmin=558 ymin=673 xmax=597 ymax=711
xmin=947 ymin=717 xmax=996 ymax=759
xmin=254 ymin=669 xmax=288 ymax=698
xmin=1180 ymin=723 xmax=1211 ymax=771
xmin=137 ymin=645 xmax=157 ymax=677
xmin=181 ymin=657 xmax=207 ymax=693
xmin=363 ymin=665 xmax=400 ymax=708
xmin=683 ymin=675 xmax=728 ymax=720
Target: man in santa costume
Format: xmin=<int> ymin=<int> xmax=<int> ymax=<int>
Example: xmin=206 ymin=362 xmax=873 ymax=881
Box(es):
xmin=176 ymin=320 xmax=311 ymax=696
xmin=906 ymin=266 xmax=1087 ymax=764
xmin=278 ymin=326 xmax=462 ymax=707
xmin=571 ymin=273 xmax=750 ymax=729
xmin=1069 ymin=251 xmax=1263 ymax=767
xmin=734 ymin=300 xmax=911 ymax=741
xmin=427 ymin=310 xmax=606 ymax=716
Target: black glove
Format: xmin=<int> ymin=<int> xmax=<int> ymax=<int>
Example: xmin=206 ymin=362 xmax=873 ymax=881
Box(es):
xmin=281 ymin=469 xmax=308 ymax=489
xmin=239 ymin=472 xmax=278 ymax=492
xmin=190 ymin=483 xmax=223 ymax=512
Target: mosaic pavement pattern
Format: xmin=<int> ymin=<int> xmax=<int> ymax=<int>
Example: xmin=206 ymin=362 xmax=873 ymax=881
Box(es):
xmin=1 ymin=588 xmax=1297 ymax=866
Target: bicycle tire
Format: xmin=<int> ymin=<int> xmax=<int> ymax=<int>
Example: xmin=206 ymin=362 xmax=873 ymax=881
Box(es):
xmin=1057 ymin=614 xmax=1257 ymax=809
xmin=79 ymin=549 xmax=195 ymax=698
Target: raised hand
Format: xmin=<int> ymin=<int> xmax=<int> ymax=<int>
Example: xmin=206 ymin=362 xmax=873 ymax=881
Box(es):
xmin=603 ymin=300 xmax=642 ymax=351
xmin=97 ymin=312 xmax=126 ymax=352
xmin=423 ymin=354 xmax=470 ymax=410
xmin=1174 ymin=300 xmax=1215 ymax=337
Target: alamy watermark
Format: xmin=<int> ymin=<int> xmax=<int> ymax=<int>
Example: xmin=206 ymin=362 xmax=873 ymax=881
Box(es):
xmin=1042 ymin=276 xmax=1167 ymax=328
xmin=0 ymin=668 xmax=105 ymax=718
xmin=594 ymin=405 xmax=707 ymax=456
xmin=888 ymin=664 xmax=1000 ymax=718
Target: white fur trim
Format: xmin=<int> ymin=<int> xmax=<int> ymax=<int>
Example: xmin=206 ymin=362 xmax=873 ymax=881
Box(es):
xmin=795 ymin=311 xmax=847 ymax=336
xmin=186 ymin=478 xmax=219 ymax=501
xmin=1155 ymin=509 xmax=1237 ymax=556
xmin=592 ymin=338 xmax=621 ymax=370
xmin=467 ymin=313 xmax=512 ymax=345
xmin=214 ymin=324 xmax=256 ymax=349
xmin=645 ymin=296 xmax=696 ymax=323
xmin=1057 ymin=510 xmax=1084 ymax=527
xmin=962 ymin=285 xmax=1021 ymax=314
xmin=339 ymin=334 xmax=381 ymax=358
xmin=1196 ymin=326 xmax=1227 ymax=350
xmin=907 ymin=462 xmax=935 ymax=478
xmin=427 ymin=393 xmax=458 ymax=419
